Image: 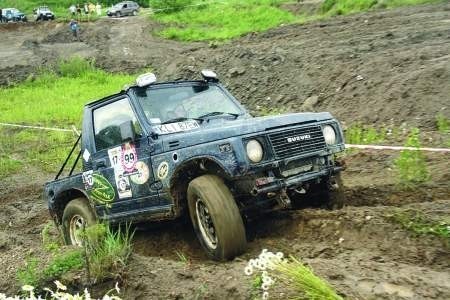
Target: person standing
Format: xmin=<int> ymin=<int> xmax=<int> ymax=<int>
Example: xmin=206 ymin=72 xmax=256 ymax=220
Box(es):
xmin=69 ymin=4 xmax=76 ymax=17
xmin=0 ymin=8 xmax=3 ymax=23
xmin=96 ymin=2 xmax=102 ymax=16
xmin=69 ymin=19 xmax=80 ymax=41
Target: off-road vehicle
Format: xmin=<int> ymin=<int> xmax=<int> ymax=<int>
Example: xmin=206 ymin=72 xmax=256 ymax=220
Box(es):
xmin=1 ymin=8 xmax=27 ymax=22
xmin=44 ymin=71 xmax=346 ymax=261
xmin=106 ymin=1 xmax=139 ymax=17
xmin=34 ymin=6 xmax=55 ymax=21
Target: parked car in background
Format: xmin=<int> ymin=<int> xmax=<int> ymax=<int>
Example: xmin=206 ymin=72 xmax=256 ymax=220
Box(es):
xmin=34 ymin=6 xmax=55 ymax=21
xmin=1 ymin=8 xmax=27 ymax=22
xmin=106 ymin=1 xmax=139 ymax=17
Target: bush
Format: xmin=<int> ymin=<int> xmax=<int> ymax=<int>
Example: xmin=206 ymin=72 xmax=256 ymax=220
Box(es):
xmin=150 ymin=0 xmax=194 ymax=12
xmin=58 ymin=57 xmax=96 ymax=78
xmin=394 ymin=128 xmax=429 ymax=188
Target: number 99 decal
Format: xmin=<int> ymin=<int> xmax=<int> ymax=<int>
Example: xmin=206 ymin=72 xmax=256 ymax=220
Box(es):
xmin=121 ymin=143 xmax=138 ymax=172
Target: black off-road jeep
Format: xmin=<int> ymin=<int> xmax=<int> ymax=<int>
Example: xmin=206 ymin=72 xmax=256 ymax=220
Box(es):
xmin=44 ymin=71 xmax=346 ymax=260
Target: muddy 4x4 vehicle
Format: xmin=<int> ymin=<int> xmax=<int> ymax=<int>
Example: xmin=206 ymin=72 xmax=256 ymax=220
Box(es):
xmin=44 ymin=71 xmax=346 ymax=260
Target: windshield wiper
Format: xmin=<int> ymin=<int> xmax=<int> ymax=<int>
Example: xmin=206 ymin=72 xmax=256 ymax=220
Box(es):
xmin=160 ymin=117 xmax=203 ymax=125
xmin=197 ymin=111 xmax=240 ymax=119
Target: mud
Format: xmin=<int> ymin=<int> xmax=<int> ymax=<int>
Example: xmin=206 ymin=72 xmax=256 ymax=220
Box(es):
xmin=0 ymin=3 xmax=449 ymax=128
xmin=0 ymin=2 xmax=450 ymax=299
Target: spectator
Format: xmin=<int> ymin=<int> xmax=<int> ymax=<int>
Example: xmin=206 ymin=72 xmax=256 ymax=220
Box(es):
xmin=69 ymin=4 xmax=76 ymax=17
xmin=0 ymin=8 xmax=3 ymax=23
xmin=88 ymin=2 xmax=95 ymax=14
xmin=96 ymin=3 xmax=102 ymax=16
xmin=69 ymin=19 xmax=80 ymax=41
xmin=76 ymin=3 xmax=82 ymax=16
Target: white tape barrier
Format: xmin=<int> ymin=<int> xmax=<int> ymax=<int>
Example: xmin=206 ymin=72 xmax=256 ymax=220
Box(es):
xmin=0 ymin=122 xmax=449 ymax=153
xmin=346 ymin=144 xmax=450 ymax=153
xmin=0 ymin=122 xmax=73 ymax=132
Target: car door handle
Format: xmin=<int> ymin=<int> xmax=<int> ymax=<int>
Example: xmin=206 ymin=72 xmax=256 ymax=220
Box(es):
xmin=93 ymin=159 xmax=107 ymax=169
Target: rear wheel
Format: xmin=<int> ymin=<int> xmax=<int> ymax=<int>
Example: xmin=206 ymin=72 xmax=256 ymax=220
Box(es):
xmin=132 ymin=10 xmax=137 ymax=16
xmin=62 ymin=198 xmax=96 ymax=246
xmin=187 ymin=175 xmax=246 ymax=261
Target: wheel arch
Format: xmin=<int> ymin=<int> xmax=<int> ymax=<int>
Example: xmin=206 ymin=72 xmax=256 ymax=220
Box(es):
xmin=169 ymin=156 xmax=233 ymax=217
xmin=51 ymin=188 xmax=93 ymax=225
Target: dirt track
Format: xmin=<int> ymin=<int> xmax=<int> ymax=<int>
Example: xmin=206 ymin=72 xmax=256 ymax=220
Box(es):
xmin=0 ymin=2 xmax=449 ymax=128
xmin=0 ymin=2 xmax=449 ymax=299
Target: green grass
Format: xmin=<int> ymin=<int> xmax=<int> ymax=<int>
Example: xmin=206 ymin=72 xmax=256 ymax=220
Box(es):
xmin=152 ymin=0 xmax=443 ymax=42
xmin=320 ymin=0 xmax=442 ymax=16
xmin=153 ymin=0 xmax=295 ymax=41
xmin=394 ymin=128 xmax=429 ymax=189
xmin=436 ymin=113 xmax=449 ymax=134
xmin=0 ymin=58 xmax=135 ymax=177
xmin=389 ymin=210 xmax=450 ymax=241
xmin=345 ymin=124 xmax=387 ymax=144
xmin=276 ymin=256 xmax=342 ymax=300
xmin=0 ymin=58 xmax=134 ymax=127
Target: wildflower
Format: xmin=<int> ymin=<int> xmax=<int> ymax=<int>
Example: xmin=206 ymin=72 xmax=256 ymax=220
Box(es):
xmin=262 ymin=291 xmax=269 ymax=300
xmin=21 ymin=285 xmax=34 ymax=292
xmin=244 ymin=265 xmax=253 ymax=276
xmin=54 ymin=280 xmax=67 ymax=291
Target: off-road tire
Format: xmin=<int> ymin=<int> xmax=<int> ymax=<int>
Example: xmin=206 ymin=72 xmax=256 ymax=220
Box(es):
xmin=62 ymin=197 xmax=96 ymax=246
xmin=132 ymin=10 xmax=137 ymax=16
xmin=116 ymin=11 xmax=121 ymax=17
xmin=187 ymin=175 xmax=246 ymax=261
xmin=290 ymin=173 xmax=346 ymax=210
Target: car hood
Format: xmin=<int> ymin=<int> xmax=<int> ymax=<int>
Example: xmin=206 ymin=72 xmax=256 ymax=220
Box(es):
xmin=159 ymin=112 xmax=334 ymax=151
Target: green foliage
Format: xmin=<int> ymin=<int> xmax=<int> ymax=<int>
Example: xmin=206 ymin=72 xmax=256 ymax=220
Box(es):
xmin=251 ymin=274 xmax=263 ymax=299
xmin=175 ymin=250 xmax=189 ymax=264
xmin=43 ymin=250 xmax=84 ymax=279
xmin=394 ymin=128 xmax=429 ymax=188
xmin=345 ymin=124 xmax=387 ymax=144
xmin=84 ymin=223 xmax=134 ymax=282
xmin=41 ymin=222 xmax=62 ymax=253
xmin=320 ymin=0 xmax=441 ymax=16
xmin=149 ymin=0 xmax=194 ymax=12
xmin=436 ymin=113 xmax=449 ymax=134
xmin=0 ymin=57 xmax=134 ymax=127
xmin=0 ymin=154 xmax=22 ymax=177
xmin=153 ymin=0 xmax=295 ymax=41
xmin=276 ymin=257 xmax=343 ymax=300
xmin=258 ymin=106 xmax=290 ymax=116
xmin=389 ymin=211 xmax=450 ymax=241
xmin=17 ymin=257 xmax=40 ymax=287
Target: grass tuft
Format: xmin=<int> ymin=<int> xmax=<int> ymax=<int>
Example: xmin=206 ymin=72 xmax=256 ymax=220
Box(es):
xmin=394 ymin=128 xmax=429 ymax=189
xmin=389 ymin=210 xmax=449 ymax=241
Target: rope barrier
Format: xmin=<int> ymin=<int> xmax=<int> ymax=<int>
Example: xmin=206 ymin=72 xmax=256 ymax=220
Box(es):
xmin=1 ymin=122 xmax=449 ymax=153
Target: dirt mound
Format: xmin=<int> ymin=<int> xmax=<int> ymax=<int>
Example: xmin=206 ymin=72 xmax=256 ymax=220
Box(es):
xmin=0 ymin=3 xmax=449 ymax=128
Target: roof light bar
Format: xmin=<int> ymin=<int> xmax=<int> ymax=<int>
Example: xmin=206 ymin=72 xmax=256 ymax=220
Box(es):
xmin=201 ymin=70 xmax=219 ymax=82
xmin=136 ymin=73 xmax=157 ymax=87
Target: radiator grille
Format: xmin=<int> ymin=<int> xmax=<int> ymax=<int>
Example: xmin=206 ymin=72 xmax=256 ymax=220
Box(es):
xmin=268 ymin=126 xmax=326 ymax=159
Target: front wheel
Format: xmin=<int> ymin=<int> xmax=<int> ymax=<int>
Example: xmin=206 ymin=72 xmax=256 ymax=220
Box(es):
xmin=187 ymin=175 xmax=246 ymax=261
xmin=116 ymin=12 xmax=121 ymax=18
xmin=62 ymin=197 xmax=96 ymax=246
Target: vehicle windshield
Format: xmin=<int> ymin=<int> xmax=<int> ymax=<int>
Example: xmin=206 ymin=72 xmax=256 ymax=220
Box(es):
xmin=134 ymin=84 xmax=244 ymax=124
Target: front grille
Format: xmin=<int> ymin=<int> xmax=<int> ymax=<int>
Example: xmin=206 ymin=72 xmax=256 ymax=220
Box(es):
xmin=268 ymin=125 xmax=326 ymax=159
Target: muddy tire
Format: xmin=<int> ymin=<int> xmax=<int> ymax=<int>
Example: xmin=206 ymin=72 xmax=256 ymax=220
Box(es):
xmin=313 ymin=174 xmax=346 ymax=209
xmin=116 ymin=12 xmax=121 ymax=18
xmin=187 ymin=175 xmax=246 ymax=261
xmin=132 ymin=10 xmax=137 ymax=16
xmin=290 ymin=173 xmax=346 ymax=210
xmin=62 ymin=197 xmax=96 ymax=246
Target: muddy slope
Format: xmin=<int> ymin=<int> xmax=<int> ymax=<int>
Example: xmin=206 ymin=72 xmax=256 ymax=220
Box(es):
xmin=0 ymin=3 xmax=449 ymax=128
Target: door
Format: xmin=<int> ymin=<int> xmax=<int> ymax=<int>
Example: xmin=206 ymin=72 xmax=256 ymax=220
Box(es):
xmin=89 ymin=97 xmax=159 ymax=218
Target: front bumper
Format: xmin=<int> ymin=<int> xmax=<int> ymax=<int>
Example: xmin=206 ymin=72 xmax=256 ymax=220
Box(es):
xmin=252 ymin=165 xmax=343 ymax=195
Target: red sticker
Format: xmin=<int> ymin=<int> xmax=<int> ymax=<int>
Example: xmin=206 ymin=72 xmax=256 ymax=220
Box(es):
xmin=121 ymin=143 xmax=138 ymax=172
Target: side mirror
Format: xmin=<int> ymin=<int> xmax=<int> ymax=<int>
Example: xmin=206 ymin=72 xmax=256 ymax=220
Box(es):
xmin=120 ymin=120 xmax=136 ymax=143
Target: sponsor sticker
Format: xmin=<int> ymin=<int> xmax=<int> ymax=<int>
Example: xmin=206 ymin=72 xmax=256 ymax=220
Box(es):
xmin=115 ymin=173 xmax=132 ymax=199
xmin=157 ymin=161 xmax=169 ymax=180
xmin=154 ymin=120 xmax=200 ymax=135
xmin=130 ymin=161 xmax=150 ymax=185
xmin=88 ymin=173 xmax=116 ymax=206
xmin=108 ymin=146 xmax=122 ymax=168
xmin=121 ymin=143 xmax=138 ymax=172
xmin=82 ymin=170 xmax=94 ymax=190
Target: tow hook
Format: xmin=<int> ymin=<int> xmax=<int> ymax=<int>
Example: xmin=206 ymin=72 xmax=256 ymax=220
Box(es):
xmin=276 ymin=188 xmax=291 ymax=209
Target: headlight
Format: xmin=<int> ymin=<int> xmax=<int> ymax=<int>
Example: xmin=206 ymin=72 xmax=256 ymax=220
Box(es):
xmin=246 ymin=139 xmax=264 ymax=163
xmin=323 ymin=125 xmax=337 ymax=145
